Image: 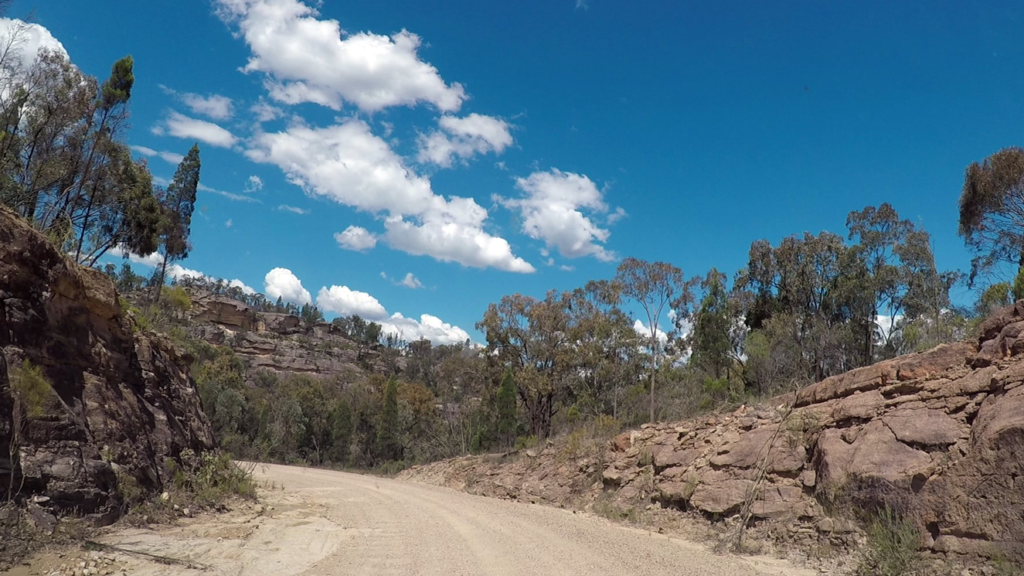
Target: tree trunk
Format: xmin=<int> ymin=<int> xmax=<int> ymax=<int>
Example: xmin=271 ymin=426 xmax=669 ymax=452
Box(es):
xmin=152 ymin=253 xmax=169 ymax=303
xmin=73 ymin=182 xmax=99 ymax=262
xmin=649 ymin=334 xmax=657 ymax=423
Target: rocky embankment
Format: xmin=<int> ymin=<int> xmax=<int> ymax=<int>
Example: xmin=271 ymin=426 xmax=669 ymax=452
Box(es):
xmin=0 ymin=207 xmax=213 ymax=526
xmin=187 ymin=294 xmax=390 ymax=385
xmin=402 ymin=305 xmax=1024 ymax=565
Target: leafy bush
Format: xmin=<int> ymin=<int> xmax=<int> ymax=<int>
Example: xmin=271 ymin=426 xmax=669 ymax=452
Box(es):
xmin=165 ymin=285 xmax=192 ymax=313
xmin=514 ymin=435 xmax=538 ymax=451
xmin=168 ymin=449 xmax=256 ymax=507
xmin=560 ymin=429 xmax=585 ymax=461
xmin=9 ymin=360 xmax=55 ymax=418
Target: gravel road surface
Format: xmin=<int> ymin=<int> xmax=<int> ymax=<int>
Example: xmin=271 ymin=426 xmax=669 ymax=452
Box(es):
xmin=19 ymin=463 xmax=818 ymax=576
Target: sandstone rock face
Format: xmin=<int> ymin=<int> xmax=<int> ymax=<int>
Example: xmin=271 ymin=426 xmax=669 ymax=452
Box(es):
xmin=188 ymin=294 xmax=392 ymax=385
xmin=401 ymin=304 xmax=1024 ymax=563
xmin=0 ymin=208 xmax=214 ymax=523
xmin=191 ymin=294 xmax=254 ymax=330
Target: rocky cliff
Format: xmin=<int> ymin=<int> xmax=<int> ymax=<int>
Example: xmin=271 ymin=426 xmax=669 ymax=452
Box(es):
xmin=186 ymin=293 xmax=391 ymax=385
xmin=0 ymin=207 xmax=214 ymax=525
xmin=402 ymin=305 xmax=1024 ymax=566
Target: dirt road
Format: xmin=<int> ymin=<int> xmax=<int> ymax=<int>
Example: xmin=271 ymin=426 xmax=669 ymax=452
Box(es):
xmin=19 ymin=463 xmax=817 ymax=576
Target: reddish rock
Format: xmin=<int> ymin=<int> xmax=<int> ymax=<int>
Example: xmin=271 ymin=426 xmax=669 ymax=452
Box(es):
xmin=690 ymin=473 xmax=754 ymax=515
xmin=917 ymin=385 xmax=1024 ymax=563
xmin=655 ymin=479 xmax=697 ymax=505
xmin=610 ymin=432 xmax=632 ymax=452
xmin=815 ymin=420 xmax=931 ymax=488
xmin=881 ymin=409 xmax=962 ymax=446
xmin=653 ymin=446 xmax=700 ymax=470
xmin=751 ymin=484 xmax=805 ymax=519
xmin=796 ymin=362 xmax=897 ymax=407
xmin=832 ymin=389 xmax=887 ymax=421
xmin=708 ymin=426 xmax=805 ymax=473
xmin=895 ymin=342 xmax=972 ymax=381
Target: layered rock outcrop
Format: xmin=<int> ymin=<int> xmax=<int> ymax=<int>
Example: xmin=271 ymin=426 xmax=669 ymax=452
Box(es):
xmin=403 ymin=305 xmax=1024 ymax=563
xmin=188 ymin=295 xmax=391 ymax=385
xmin=0 ymin=208 xmax=214 ymax=524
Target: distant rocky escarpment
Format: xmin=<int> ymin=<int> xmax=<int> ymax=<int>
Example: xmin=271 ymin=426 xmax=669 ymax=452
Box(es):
xmin=0 ymin=207 xmax=213 ymax=525
xmin=185 ymin=292 xmax=394 ymax=385
xmin=402 ymin=303 xmax=1024 ymax=566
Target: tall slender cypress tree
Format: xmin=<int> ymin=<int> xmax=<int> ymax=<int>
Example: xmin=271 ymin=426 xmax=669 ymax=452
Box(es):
xmin=153 ymin=144 xmax=200 ymax=301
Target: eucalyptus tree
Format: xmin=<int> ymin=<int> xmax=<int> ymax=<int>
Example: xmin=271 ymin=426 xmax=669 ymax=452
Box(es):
xmin=737 ymin=232 xmax=858 ymax=381
xmin=563 ymin=280 xmax=642 ymax=421
xmin=153 ymin=144 xmax=200 ymax=300
xmin=613 ymin=258 xmax=690 ymax=423
xmin=689 ymin=268 xmax=734 ymax=380
xmin=959 ymin=147 xmax=1024 ymax=282
xmin=71 ymin=55 xmax=135 ymax=261
xmin=477 ymin=291 xmax=572 ymax=438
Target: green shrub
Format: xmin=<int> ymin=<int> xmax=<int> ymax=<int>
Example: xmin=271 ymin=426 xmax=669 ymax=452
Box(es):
xmin=168 ymin=326 xmax=188 ymax=345
xmin=856 ymin=507 xmax=921 ymax=576
xmin=590 ymin=414 xmax=621 ymax=439
xmin=514 ymin=435 xmax=538 ymax=451
xmin=9 ymin=360 xmax=55 ymax=418
xmin=165 ymin=286 xmax=192 ymax=313
xmin=130 ymin=306 xmax=151 ymax=332
xmin=560 ymin=429 xmax=585 ymax=461
xmin=168 ymin=449 xmax=256 ymax=507
xmin=637 ymin=448 xmax=654 ymax=467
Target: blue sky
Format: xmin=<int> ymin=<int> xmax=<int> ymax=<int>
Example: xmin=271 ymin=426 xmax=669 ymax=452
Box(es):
xmin=7 ymin=0 xmax=1024 ymax=343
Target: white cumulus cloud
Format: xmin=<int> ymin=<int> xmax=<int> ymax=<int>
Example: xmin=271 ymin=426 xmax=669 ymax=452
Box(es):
xmin=160 ymin=85 xmax=235 ymax=120
xmin=503 ymin=169 xmax=616 ymax=262
xmin=247 ymin=118 xmax=532 ymax=272
xmin=316 ymin=285 xmax=387 ymax=319
xmin=399 ymin=273 xmax=423 ymax=289
xmin=215 ymin=0 xmax=465 ymax=112
xmin=247 ymin=119 xmax=435 ymax=214
xmin=154 ymin=111 xmax=237 ymax=148
xmin=417 ymin=113 xmax=513 ymax=168
xmin=229 ymin=279 xmax=257 ymax=295
xmin=633 ymin=319 xmax=669 ymax=345
xmin=384 ymin=210 xmax=535 ymax=273
xmin=180 ymin=93 xmax=234 ymax=120
xmin=380 ymin=313 xmax=471 ymax=346
xmin=245 ymin=175 xmax=264 ymax=192
xmin=0 ymin=18 xmax=68 ymax=72
xmin=251 ymin=99 xmax=284 ymax=122
xmin=130 ymin=145 xmax=184 ymax=165
xmin=264 ymin=267 xmax=311 ymax=305
xmin=335 ymin=226 xmax=378 ymax=252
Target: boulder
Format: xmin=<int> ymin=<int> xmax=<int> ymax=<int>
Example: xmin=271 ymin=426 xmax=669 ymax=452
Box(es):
xmin=917 ymin=385 xmax=1024 ymax=563
xmin=708 ymin=426 xmax=805 ymax=473
xmin=191 ymin=295 xmax=252 ymax=329
xmin=259 ymin=312 xmax=301 ymax=334
xmin=690 ymin=472 xmax=753 ymax=515
xmin=895 ymin=342 xmax=972 ymax=381
xmin=815 ymin=420 xmax=932 ymax=490
xmin=881 ymin=409 xmax=963 ymax=446
xmin=653 ymin=446 xmax=701 ymax=470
